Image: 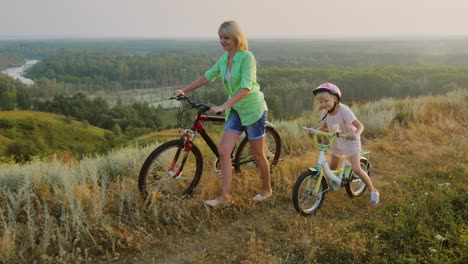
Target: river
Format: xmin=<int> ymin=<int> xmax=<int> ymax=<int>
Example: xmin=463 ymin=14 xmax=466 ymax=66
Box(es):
xmin=1 ymin=59 xmax=40 ymax=85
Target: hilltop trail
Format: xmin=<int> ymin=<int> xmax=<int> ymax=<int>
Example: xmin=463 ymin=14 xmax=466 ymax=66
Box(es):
xmin=116 ymin=107 xmax=467 ymax=263
xmin=119 ymin=150 xmax=398 ymax=263
xmin=121 ymin=188 xmax=383 ymax=263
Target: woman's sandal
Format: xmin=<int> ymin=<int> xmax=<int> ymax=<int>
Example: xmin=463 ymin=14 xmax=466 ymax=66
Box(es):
xmin=252 ymin=193 xmax=272 ymax=202
xmin=204 ymin=199 xmax=232 ymax=207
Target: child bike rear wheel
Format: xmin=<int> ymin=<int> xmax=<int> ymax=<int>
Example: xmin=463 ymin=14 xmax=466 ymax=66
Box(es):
xmin=138 ymin=139 xmax=203 ymax=201
xmin=292 ymin=170 xmax=327 ymax=216
xmin=344 ymin=158 xmax=370 ymax=197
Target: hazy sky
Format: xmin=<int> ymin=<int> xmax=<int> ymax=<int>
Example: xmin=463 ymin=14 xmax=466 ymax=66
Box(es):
xmin=1 ymin=0 xmax=467 ymax=38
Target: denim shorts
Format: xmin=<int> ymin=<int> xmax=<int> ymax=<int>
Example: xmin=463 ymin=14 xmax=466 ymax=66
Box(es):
xmin=225 ymin=109 xmax=267 ymax=140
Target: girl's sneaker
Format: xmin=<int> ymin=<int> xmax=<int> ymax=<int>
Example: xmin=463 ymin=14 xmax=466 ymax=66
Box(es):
xmin=370 ymin=190 xmax=380 ymax=206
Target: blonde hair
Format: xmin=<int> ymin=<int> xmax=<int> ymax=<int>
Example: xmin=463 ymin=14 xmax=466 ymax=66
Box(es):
xmin=314 ymin=91 xmax=339 ymax=112
xmin=218 ymin=21 xmax=249 ymax=50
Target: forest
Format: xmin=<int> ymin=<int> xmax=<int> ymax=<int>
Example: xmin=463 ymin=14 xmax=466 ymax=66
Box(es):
xmin=1 ymin=37 xmax=468 ymax=159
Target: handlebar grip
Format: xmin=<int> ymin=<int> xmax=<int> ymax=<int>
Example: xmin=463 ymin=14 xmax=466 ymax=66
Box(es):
xmin=170 ymin=95 xmax=184 ymax=100
xmin=303 ymin=127 xmax=347 ymax=138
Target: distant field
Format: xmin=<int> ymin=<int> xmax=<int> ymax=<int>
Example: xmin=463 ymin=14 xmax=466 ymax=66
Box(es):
xmin=87 ymin=86 xmax=181 ymax=108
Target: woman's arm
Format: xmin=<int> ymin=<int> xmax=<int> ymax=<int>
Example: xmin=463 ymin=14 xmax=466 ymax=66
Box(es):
xmin=175 ymin=75 xmax=209 ymax=96
xmin=210 ymin=88 xmax=250 ymax=114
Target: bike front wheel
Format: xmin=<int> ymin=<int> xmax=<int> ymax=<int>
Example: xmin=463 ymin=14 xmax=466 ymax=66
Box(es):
xmin=234 ymin=126 xmax=282 ymax=173
xmin=344 ymin=158 xmax=370 ymax=197
xmin=292 ymin=170 xmax=327 ymax=216
xmin=138 ymin=139 xmax=203 ymax=200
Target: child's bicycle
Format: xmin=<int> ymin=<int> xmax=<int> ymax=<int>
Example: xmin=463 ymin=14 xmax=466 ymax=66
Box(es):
xmin=292 ymin=127 xmax=371 ymax=216
xmin=138 ymin=95 xmax=282 ymax=200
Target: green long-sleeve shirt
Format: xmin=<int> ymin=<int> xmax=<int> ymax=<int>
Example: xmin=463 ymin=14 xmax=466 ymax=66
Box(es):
xmin=205 ymin=50 xmax=268 ymax=126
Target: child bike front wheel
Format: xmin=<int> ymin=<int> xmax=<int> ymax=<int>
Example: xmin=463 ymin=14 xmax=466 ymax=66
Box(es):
xmin=292 ymin=170 xmax=327 ymax=216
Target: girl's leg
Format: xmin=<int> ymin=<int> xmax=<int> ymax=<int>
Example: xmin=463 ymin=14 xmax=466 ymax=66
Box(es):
xmin=213 ymin=130 xmax=240 ymax=203
xmin=248 ymin=136 xmax=272 ymax=197
xmin=349 ymin=153 xmax=376 ymax=192
xmin=330 ymin=155 xmax=341 ymax=170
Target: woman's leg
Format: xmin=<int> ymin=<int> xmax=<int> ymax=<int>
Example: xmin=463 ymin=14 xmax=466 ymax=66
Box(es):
xmin=248 ymin=136 xmax=272 ymax=197
xmin=215 ymin=130 xmax=240 ymax=202
xmin=349 ymin=153 xmax=376 ymax=192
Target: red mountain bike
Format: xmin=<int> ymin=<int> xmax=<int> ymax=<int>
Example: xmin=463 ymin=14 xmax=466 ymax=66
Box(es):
xmin=138 ymin=95 xmax=281 ymax=200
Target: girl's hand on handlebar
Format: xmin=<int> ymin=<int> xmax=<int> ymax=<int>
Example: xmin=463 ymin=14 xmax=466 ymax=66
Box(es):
xmin=209 ymin=106 xmax=224 ymax=115
xmin=346 ymin=132 xmax=358 ymax=140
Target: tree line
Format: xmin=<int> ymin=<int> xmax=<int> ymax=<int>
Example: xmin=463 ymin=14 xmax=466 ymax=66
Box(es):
xmin=24 ymin=51 xmax=215 ymax=90
xmin=2 ymin=64 xmax=467 ymax=123
xmin=258 ymin=66 xmax=468 ymax=119
xmin=34 ymin=92 xmax=162 ymax=138
xmin=0 ymin=75 xmax=161 ymax=139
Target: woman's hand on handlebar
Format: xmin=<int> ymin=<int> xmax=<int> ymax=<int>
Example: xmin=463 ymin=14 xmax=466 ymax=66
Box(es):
xmin=175 ymin=90 xmax=185 ymax=97
xmin=209 ymin=105 xmax=224 ymax=115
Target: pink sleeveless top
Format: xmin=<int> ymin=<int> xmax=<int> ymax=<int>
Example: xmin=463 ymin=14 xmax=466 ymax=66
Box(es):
xmin=322 ymin=105 xmax=361 ymax=158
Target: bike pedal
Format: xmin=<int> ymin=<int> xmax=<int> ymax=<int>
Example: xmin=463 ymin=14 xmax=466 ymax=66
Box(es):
xmin=216 ymin=169 xmax=222 ymax=179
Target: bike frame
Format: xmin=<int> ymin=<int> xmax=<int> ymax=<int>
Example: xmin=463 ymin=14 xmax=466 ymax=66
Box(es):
xmin=169 ymin=95 xmax=278 ymax=179
xmin=169 ymin=112 xmax=224 ymax=178
xmin=183 ymin=108 xmax=276 ymax=161
xmin=309 ymin=148 xmax=351 ymax=194
xmin=188 ymin=112 xmax=226 ymax=157
xmin=304 ymin=127 xmax=351 ymax=193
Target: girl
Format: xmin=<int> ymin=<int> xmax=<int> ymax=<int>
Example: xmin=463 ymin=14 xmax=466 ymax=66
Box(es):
xmin=313 ymin=83 xmax=380 ymax=205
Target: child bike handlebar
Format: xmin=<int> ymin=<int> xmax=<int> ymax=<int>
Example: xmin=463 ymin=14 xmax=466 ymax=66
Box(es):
xmin=303 ymin=127 xmax=347 ymax=149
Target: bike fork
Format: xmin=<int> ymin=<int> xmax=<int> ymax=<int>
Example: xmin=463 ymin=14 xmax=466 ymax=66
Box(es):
xmin=306 ymin=167 xmax=326 ymax=195
xmin=168 ymin=134 xmax=192 ymax=179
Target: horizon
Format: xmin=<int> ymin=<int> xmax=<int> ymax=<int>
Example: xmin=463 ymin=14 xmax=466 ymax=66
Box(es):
xmin=2 ymin=1 xmax=468 ymax=39
xmin=1 ymin=34 xmax=468 ymax=42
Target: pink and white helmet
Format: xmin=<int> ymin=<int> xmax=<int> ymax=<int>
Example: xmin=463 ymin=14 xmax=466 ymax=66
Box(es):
xmin=313 ymin=83 xmax=341 ymax=101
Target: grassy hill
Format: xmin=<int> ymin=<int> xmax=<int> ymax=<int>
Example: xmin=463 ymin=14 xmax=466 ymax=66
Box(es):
xmin=0 ymin=90 xmax=466 ymax=263
xmin=0 ymin=111 xmax=114 ymax=161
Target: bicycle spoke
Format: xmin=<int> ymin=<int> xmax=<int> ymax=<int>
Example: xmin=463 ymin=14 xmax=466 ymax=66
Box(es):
xmin=234 ymin=126 xmax=281 ymax=173
xmin=292 ymin=171 xmax=326 ymax=216
xmin=139 ymin=140 xmax=203 ymax=199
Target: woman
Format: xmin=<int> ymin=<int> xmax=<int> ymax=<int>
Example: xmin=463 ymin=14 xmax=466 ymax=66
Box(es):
xmin=175 ymin=21 xmax=271 ymax=207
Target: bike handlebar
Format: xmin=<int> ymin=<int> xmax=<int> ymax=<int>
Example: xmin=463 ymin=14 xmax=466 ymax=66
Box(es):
xmin=303 ymin=127 xmax=346 ymax=149
xmin=171 ymin=95 xmax=211 ymax=113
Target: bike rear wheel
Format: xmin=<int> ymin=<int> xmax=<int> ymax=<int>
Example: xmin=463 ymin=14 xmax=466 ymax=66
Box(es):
xmin=138 ymin=139 xmax=203 ymax=200
xmin=292 ymin=170 xmax=327 ymax=216
xmin=344 ymin=158 xmax=370 ymax=197
xmin=234 ymin=126 xmax=281 ymax=173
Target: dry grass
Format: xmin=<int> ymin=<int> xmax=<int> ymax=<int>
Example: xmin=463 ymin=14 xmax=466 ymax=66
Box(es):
xmin=0 ymin=90 xmax=467 ymax=263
